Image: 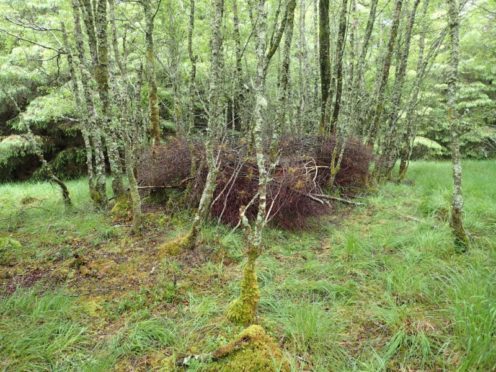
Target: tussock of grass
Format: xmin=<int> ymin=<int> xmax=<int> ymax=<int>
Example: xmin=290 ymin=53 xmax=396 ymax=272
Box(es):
xmin=0 ymin=289 xmax=88 ymax=371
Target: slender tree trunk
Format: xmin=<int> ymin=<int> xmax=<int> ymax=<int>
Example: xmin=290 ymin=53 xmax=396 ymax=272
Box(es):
xmin=318 ymin=0 xmax=331 ymax=135
xmin=328 ymin=0 xmax=356 ymax=189
xmin=80 ymin=0 xmax=124 ymax=197
xmin=72 ymin=0 xmax=107 ymax=207
xmin=398 ymin=0 xmax=439 ymax=180
xmin=297 ymin=0 xmax=309 ymax=134
xmin=188 ymin=0 xmax=225 ymax=248
xmin=228 ymin=0 xmax=270 ymax=326
xmin=62 ymin=21 xmax=96 ymax=198
xmin=124 ymin=146 xmax=142 ymax=232
xmin=447 ymin=0 xmax=468 ymax=251
xmin=232 ymin=0 xmax=244 ymax=131
xmin=187 ymin=0 xmax=197 ymax=134
xmin=376 ymin=0 xmax=421 ymax=180
xmin=95 ymin=0 xmax=124 ymax=196
xmin=143 ymin=0 xmax=161 ymax=145
xmin=276 ymin=0 xmax=297 ymax=138
xmin=351 ymin=0 xmax=378 ymax=136
xmin=365 ymin=0 xmax=403 ymax=147
xmin=329 ymin=0 xmax=349 ymax=133
xmin=109 ymin=0 xmax=126 ymax=77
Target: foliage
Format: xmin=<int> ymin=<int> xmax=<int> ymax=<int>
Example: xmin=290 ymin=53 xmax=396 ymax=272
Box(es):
xmin=16 ymin=86 xmax=78 ymax=133
xmin=0 ymin=134 xmax=39 ymax=165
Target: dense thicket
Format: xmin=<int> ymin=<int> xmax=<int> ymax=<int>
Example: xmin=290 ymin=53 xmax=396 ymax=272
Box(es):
xmin=0 ymin=0 xmax=493 ymax=247
xmin=0 ymin=0 xmax=494 ymax=183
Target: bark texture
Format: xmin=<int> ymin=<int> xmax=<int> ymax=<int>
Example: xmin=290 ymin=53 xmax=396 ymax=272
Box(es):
xmin=447 ymin=0 xmax=469 ymax=251
xmin=376 ymin=0 xmax=421 ymax=180
xmin=318 ymin=0 xmax=331 ymax=134
xmin=189 ymin=0 xmax=225 ymax=247
xmin=143 ymin=0 xmax=161 ymax=145
xmin=276 ymin=0 xmax=297 ymax=137
xmin=365 ymin=0 xmax=403 ymax=147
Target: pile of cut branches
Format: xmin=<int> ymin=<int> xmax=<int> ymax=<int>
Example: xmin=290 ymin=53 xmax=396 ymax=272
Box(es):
xmin=137 ymin=136 xmax=372 ymax=229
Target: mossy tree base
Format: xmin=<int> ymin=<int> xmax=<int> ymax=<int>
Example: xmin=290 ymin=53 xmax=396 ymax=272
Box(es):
xmin=110 ymin=193 xmax=132 ymax=221
xmin=158 ymin=231 xmax=195 ymax=257
xmin=226 ymin=254 xmax=260 ymax=325
xmin=206 ymin=325 xmax=289 ymax=372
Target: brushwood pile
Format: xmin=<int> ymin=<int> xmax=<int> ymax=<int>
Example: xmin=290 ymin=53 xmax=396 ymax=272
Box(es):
xmin=137 ymin=136 xmax=372 ymax=229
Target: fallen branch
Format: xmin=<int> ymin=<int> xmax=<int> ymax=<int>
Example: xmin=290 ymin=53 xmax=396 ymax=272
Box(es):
xmin=311 ymin=193 xmax=366 ymax=206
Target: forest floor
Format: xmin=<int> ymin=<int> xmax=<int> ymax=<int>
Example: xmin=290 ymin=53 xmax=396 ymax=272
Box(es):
xmin=0 ymin=161 xmax=495 ymax=371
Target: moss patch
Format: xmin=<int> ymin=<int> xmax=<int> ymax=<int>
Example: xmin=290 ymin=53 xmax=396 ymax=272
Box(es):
xmin=110 ymin=194 xmax=132 ymax=222
xmin=206 ymin=325 xmax=289 ymax=371
xmin=158 ymin=232 xmax=194 ymax=257
xmin=0 ymin=237 xmax=23 ymax=265
xmin=226 ymin=257 xmax=260 ymax=325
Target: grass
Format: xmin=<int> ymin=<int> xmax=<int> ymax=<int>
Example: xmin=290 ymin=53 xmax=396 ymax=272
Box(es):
xmin=0 ymin=160 xmax=495 ymax=371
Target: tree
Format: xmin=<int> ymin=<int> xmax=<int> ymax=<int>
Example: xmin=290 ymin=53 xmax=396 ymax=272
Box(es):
xmin=447 ymin=0 xmax=469 ymax=251
xmin=318 ymin=0 xmax=331 ymax=134
xmin=365 ymin=0 xmax=403 ymax=147
xmin=143 ymin=0 xmax=161 ymax=145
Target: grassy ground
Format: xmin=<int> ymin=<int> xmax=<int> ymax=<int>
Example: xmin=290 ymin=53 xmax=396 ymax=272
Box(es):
xmin=0 ymin=161 xmax=495 ymax=371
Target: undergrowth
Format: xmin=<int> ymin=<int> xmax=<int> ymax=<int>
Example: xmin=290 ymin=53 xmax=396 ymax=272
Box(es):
xmin=0 ymin=161 xmax=495 ymax=371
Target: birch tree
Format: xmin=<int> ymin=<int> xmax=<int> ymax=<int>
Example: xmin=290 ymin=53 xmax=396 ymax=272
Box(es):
xmin=188 ymin=0 xmax=225 ymax=247
xmin=143 ymin=0 xmax=161 ymax=145
xmin=70 ymin=0 xmax=107 ymax=207
xmin=276 ymin=0 xmax=297 ymax=136
xmin=376 ymin=0 xmax=421 ymax=181
xmin=80 ymin=0 xmax=125 ymax=197
xmin=227 ymin=0 xmax=272 ymax=325
xmin=318 ymin=0 xmax=331 ymax=134
xmin=365 ymin=0 xmax=403 ymax=147
xmin=447 ymin=0 xmax=469 ymax=251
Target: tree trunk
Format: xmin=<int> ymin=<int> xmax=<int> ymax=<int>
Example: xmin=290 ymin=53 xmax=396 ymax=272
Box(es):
xmin=365 ymin=0 xmax=403 ymax=147
xmin=228 ymin=0 xmax=270 ymax=326
xmin=125 ymin=146 xmax=142 ymax=233
xmin=143 ymin=0 xmax=161 ymax=145
xmin=71 ymin=0 xmax=107 ymax=207
xmin=376 ymin=0 xmax=421 ymax=181
xmin=276 ymin=0 xmax=297 ymax=138
xmin=350 ymin=0 xmax=378 ymax=136
xmin=232 ymin=0 xmax=244 ymax=131
xmin=188 ymin=0 xmax=225 ymax=247
xmin=447 ymin=0 xmax=469 ymax=251
xmin=318 ymin=0 xmax=331 ymax=135
xmin=329 ymin=0 xmax=349 ymax=133
xmin=187 ymin=0 xmax=197 ymax=134
xmin=62 ymin=21 xmax=96 ymax=198
xmin=81 ymin=0 xmax=124 ymax=198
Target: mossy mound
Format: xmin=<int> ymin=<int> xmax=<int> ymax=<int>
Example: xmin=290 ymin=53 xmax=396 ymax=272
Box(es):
xmin=227 ymin=259 xmax=260 ymax=325
xmin=158 ymin=232 xmax=194 ymax=257
xmin=110 ymin=194 xmax=132 ymax=221
xmin=0 ymin=237 xmax=23 ymax=266
xmin=206 ymin=325 xmax=289 ymax=372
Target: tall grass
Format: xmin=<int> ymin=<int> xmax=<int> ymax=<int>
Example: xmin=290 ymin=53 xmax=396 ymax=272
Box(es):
xmin=0 ymin=161 xmax=495 ymax=370
xmin=0 ymin=289 xmax=88 ymax=371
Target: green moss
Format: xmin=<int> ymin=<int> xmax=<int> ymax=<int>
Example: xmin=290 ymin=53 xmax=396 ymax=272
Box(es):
xmin=227 ymin=257 xmax=260 ymax=325
xmin=110 ymin=194 xmax=131 ymax=221
xmin=207 ymin=325 xmax=289 ymax=371
xmin=0 ymin=236 xmax=22 ymax=265
xmin=158 ymin=231 xmax=194 ymax=257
